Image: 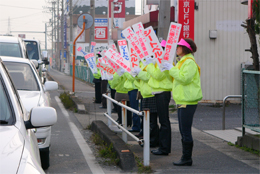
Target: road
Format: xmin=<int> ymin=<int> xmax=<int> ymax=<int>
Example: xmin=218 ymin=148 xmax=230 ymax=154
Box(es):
xmin=44 ymin=90 xmax=122 ymax=174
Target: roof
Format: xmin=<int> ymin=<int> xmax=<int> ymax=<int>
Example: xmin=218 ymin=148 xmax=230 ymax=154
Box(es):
xmin=0 ymin=56 xmax=30 ymax=64
xmin=0 ymin=36 xmax=20 ymax=43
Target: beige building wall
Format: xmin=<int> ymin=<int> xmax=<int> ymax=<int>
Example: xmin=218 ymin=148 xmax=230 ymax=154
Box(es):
xmin=194 ymin=0 xmax=254 ymax=102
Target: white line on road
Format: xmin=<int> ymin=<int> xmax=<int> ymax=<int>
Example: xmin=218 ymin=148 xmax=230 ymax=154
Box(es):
xmin=55 ymin=96 xmax=105 ymax=174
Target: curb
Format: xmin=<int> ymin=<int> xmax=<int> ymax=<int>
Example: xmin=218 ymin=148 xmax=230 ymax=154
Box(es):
xmin=91 ymin=120 xmax=136 ymax=171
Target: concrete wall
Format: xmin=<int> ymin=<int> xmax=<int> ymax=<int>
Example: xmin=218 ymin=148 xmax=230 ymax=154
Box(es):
xmin=194 ymin=0 xmax=256 ymax=102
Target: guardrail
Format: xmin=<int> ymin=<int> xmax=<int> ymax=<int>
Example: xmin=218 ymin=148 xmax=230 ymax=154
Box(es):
xmin=222 ymin=95 xmax=242 ymax=130
xmin=102 ymin=93 xmax=150 ymax=166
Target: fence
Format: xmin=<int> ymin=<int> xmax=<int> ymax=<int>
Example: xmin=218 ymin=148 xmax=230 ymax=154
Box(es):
xmin=242 ymin=69 xmax=260 ymax=135
xmin=70 ymin=65 xmax=94 ymax=84
xmin=102 ymin=94 xmax=150 ymax=166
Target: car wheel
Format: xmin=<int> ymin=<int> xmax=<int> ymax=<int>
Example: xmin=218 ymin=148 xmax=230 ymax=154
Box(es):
xmin=40 ymin=147 xmax=50 ymax=170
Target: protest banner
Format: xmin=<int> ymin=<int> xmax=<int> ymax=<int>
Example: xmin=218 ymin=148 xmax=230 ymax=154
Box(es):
xmin=96 ymin=61 xmax=116 ymax=75
xmin=143 ymin=26 xmax=164 ymax=65
xmin=105 ymin=48 xmax=131 ymax=72
xmin=122 ymin=27 xmax=149 ymax=64
xmin=108 ymin=43 xmax=118 ymax=53
xmin=132 ymin=22 xmax=153 ymax=57
xmin=162 ymin=22 xmax=182 ymax=65
xmin=101 ymin=50 xmax=121 ymax=73
xmin=90 ymin=42 xmax=96 ymax=53
xmin=118 ymin=39 xmax=131 ymax=64
xmin=84 ymin=52 xmax=97 ymax=74
xmin=129 ymin=44 xmax=139 ymax=69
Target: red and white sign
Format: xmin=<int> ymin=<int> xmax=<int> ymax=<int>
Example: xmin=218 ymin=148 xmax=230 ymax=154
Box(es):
xmin=143 ymin=26 xmax=164 ymax=65
xmin=122 ymin=27 xmax=149 ymax=64
xmin=96 ymin=61 xmax=116 ymax=75
xmin=129 ymin=44 xmax=139 ymax=69
xmin=105 ymin=48 xmax=131 ymax=72
xmin=101 ymin=50 xmax=121 ymax=73
xmin=132 ymin=22 xmax=153 ymax=56
xmin=95 ymin=27 xmax=108 ymax=40
xmin=18 ymin=34 xmax=26 ymax=38
xmin=178 ymin=0 xmax=194 ymax=40
xmin=109 ymin=0 xmax=125 ymax=28
xmin=163 ymin=22 xmax=182 ymax=64
xmin=108 ymin=43 xmax=119 ymax=53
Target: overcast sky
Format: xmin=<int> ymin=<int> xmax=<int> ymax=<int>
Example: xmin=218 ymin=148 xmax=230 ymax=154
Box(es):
xmin=0 ymin=0 xmax=141 ymax=50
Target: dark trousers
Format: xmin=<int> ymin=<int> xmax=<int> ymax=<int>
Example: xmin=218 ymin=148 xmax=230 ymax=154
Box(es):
xmin=110 ymin=86 xmax=117 ymax=111
xmin=94 ymin=82 xmax=101 ymax=103
xmin=155 ymin=91 xmax=171 ymax=153
xmin=117 ymin=101 xmax=132 ymax=127
xmin=150 ymin=112 xmax=159 ymax=146
xmin=101 ymin=80 xmax=108 ymax=108
xmin=178 ymin=105 xmax=197 ymax=142
xmin=128 ymin=89 xmax=140 ymax=131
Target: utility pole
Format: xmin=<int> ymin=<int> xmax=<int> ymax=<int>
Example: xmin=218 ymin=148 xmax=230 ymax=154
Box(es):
xmin=61 ymin=0 xmax=64 ymax=72
xmin=89 ymin=0 xmax=95 ymax=52
xmin=51 ymin=2 xmax=55 ymax=63
xmin=158 ymin=0 xmax=171 ymax=41
xmin=45 ymin=23 xmax=47 ymax=50
xmin=69 ymin=0 xmax=73 ymax=65
xmin=57 ymin=0 xmax=60 ymax=71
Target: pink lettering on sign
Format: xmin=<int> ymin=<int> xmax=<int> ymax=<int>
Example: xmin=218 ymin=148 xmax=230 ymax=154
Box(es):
xmin=91 ymin=42 xmax=96 ymax=46
xmin=118 ymin=40 xmax=127 ymax=46
xmin=77 ymin=47 xmax=82 ymax=51
xmin=84 ymin=53 xmax=94 ymax=59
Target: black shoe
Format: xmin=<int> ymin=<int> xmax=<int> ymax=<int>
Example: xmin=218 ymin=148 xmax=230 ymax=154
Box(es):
xmin=151 ymin=149 xmax=168 ymax=156
xmin=135 ymin=134 xmax=143 ymax=138
xmin=173 ymin=158 xmax=192 ymax=166
xmin=93 ymin=101 xmax=101 ymax=103
xmin=128 ymin=129 xmax=140 ymax=132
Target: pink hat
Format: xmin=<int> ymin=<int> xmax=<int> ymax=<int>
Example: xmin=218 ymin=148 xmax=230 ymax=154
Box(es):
xmin=161 ymin=40 xmax=166 ymax=47
xmin=177 ymin=38 xmax=192 ymax=51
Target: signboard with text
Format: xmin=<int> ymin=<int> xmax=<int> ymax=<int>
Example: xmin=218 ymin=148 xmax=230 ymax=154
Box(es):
xmin=178 ymin=0 xmax=194 ymax=40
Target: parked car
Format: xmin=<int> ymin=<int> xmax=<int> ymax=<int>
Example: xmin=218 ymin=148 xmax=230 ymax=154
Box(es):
xmin=0 ymin=57 xmax=57 ymax=173
xmin=24 ymin=39 xmax=48 ymax=83
xmin=2 ymin=56 xmax=58 ymax=170
xmin=0 ymin=36 xmax=28 ymax=58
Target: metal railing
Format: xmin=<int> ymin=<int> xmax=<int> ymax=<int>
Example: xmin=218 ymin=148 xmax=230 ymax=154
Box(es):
xmin=222 ymin=95 xmax=242 ymax=130
xmin=102 ymin=93 xmax=150 ymax=166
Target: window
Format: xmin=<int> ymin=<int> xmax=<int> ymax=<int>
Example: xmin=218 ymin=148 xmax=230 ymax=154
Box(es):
xmin=0 ymin=43 xmax=22 ymax=58
xmin=24 ymin=41 xmax=39 ymax=60
xmin=0 ymin=75 xmax=13 ymax=125
xmin=4 ymin=62 xmax=40 ymax=91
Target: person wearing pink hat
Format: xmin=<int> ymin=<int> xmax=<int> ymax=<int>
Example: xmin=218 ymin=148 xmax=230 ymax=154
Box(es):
xmin=161 ymin=38 xmax=203 ymax=166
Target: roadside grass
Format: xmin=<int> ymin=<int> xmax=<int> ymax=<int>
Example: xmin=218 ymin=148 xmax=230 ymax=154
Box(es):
xmin=59 ymin=92 xmax=77 ymax=112
xmin=91 ymin=133 xmax=119 ymax=165
xmin=134 ymin=154 xmax=152 ymax=174
xmin=227 ymin=142 xmax=260 ymax=156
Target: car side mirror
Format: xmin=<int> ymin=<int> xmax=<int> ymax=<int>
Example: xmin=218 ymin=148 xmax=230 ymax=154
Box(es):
xmin=25 ymin=107 xmax=57 ymax=129
xmin=30 ymin=60 xmax=39 ymax=69
xmin=44 ymin=81 xmax=58 ymax=91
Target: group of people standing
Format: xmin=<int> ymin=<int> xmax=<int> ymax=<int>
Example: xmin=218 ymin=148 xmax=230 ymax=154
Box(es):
xmin=93 ymin=38 xmax=203 ymax=166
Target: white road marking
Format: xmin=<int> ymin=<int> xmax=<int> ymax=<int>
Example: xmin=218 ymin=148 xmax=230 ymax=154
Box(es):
xmin=55 ymin=96 xmax=105 ymax=174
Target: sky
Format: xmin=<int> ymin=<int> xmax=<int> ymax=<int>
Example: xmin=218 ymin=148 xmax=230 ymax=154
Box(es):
xmin=0 ymin=0 xmax=141 ymax=50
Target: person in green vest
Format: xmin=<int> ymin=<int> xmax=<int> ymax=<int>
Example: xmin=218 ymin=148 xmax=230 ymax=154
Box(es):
xmin=144 ymin=57 xmax=173 ymax=156
xmin=161 ymin=38 xmax=203 ymax=166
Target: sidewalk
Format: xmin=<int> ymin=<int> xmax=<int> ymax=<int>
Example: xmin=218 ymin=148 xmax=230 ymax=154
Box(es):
xmin=48 ymin=68 xmax=260 ymax=173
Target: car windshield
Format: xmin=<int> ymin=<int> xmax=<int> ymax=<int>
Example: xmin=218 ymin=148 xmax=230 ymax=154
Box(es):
xmin=0 ymin=43 xmax=22 ymax=58
xmin=24 ymin=41 xmax=39 ymax=60
xmin=4 ymin=62 xmax=40 ymax=91
xmin=0 ymin=76 xmax=13 ymax=125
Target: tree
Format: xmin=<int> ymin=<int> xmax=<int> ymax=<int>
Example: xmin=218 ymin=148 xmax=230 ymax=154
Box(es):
xmin=242 ymin=0 xmax=260 ymax=71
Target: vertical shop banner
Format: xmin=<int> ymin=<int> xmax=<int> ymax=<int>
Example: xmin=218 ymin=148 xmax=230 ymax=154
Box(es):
xmin=163 ymin=22 xmax=182 ymax=64
xmin=90 ymin=42 xmax=96 ymax=53
xmin=178 ymin=0 xmax=194 ymax=40
xmin=105 ymin=48 xmax=131 ymax=72
xmin=143 ymin=26 xmax=164 ymax=65
xmin=84 ymin=53 xmax=97 ymax=74
xmin=122 ymin=27 xmax=148 ymax=64
xmin=132 ymin=22 xmax=153 ymax=56
xmin=64 ymin=14 xmax=67 ymax=49
xmin=109 ymin=0 xmax=125 ymax=28
xmin=129 ymin=44 xmax=139 ymax=69
xmin=95 ymin=18 xmax=108 ymax=40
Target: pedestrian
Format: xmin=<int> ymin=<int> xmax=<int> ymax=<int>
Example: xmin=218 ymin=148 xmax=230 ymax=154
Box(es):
xmin=132 ymin=61 xmax=159 ymax=147
xmin=144 ymin=56 xmax=173 ymax=155
xmin=93 ymin=68 xmax=102 ymax=104
xmin=124 ymin=71 xmax=140 ymax=132
xmin=111 ymin=69 xmax=132 ymax=126
xmin=161 ymin=38 xmax=203 ymax=166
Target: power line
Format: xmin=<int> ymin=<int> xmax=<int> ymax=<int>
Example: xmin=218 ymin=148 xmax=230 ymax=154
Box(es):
xmin=0 ymin=4 xmax=42 ymax=10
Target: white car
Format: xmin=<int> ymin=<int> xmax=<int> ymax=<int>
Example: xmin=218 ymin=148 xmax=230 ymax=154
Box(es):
xmin=2 ymin=57 xmax=58 ymax=170
xmin=0 ymin=57 xmax=57 ymax=173
xmin=0 ymin=36 xmax=28 ymax=58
